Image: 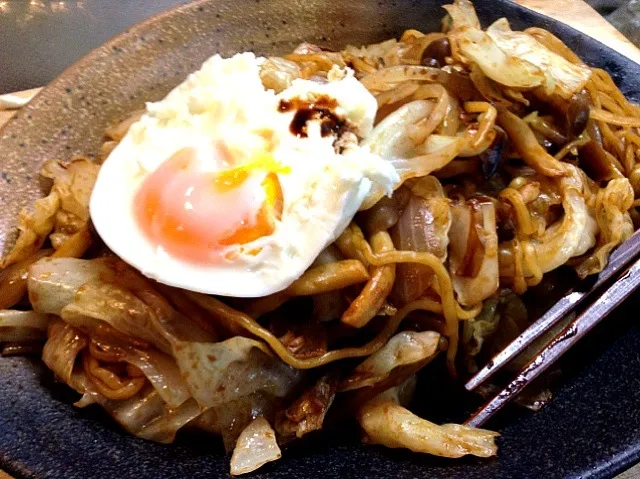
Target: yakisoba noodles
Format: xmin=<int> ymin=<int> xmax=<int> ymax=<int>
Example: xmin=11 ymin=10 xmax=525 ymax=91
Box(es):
xmin=1 ymin=0 xmax=639 ymax=474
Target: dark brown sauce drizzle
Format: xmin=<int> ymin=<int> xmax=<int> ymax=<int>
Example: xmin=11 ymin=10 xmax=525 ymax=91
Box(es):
xmin=278 ymin=96 xmax=347 ymax=139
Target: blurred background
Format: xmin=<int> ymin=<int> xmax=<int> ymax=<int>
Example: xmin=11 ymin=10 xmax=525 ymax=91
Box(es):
xmin=591 ymin=0 xmax=640 ymax=45
xmin=0 ymin=0 xmax=638 ymax=93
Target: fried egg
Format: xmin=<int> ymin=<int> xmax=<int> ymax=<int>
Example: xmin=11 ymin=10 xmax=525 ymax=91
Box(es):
xmin=90 ymin=52 xmax=398 ymax=297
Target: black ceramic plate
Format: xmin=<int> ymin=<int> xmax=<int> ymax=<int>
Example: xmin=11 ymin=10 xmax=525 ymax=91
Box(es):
xmin=1 ymin=1 xmax=640 ymax=478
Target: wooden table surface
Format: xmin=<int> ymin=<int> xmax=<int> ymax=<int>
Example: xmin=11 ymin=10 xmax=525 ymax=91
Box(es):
xmin=0 ymin=2 xmax=639 ymax=479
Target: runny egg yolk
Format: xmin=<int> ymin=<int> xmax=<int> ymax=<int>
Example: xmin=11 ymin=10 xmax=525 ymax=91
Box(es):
xmin=134 ymin=147 xmax=285 ymax=263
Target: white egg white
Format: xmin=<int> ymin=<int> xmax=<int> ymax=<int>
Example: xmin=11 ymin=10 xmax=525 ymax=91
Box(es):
xmin=90 ymin=52 xmax=398 ymax=297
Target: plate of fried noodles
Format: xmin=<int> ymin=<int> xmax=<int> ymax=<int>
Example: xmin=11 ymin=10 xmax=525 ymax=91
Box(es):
xmin=1 ymin=0 xmax=640 ymax=478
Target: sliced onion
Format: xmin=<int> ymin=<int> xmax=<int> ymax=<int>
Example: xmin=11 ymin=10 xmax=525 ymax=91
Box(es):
xmin=363 ymin=135 xmax=463 ymax=211
xmin=230 ymin=417 xmax=281 ymax=476
xmin=390 ymin=181 xmax=451 ymax=305
xmin=42 ymin=320 xmax=87 ymax=383
xmin=449 ymin=202 xmax=481 ymax=278
xmin=360 ymin=65 xmax=476 ymax=100
xmin=363 ymin=100 xmax=434 ymax=160
xmin=449 ymin=199 xmax=499 ymax=306
xmin=0 ymin=310 xmax=51 ymax=342
xmin=71 ymin=374 xmax=202 ymax=444
xmin=91 ymin=339 xmax=192 ymax=409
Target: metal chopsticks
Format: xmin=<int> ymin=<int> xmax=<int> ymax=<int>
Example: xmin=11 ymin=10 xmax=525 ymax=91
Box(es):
xmin=464 ymin=229 xmax=640 ymax=428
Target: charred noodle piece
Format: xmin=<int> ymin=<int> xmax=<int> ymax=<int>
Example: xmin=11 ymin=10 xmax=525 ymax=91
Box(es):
xmin=341 ymin=231 xmax=396 ymax=328
xmin=358 ymin=392 xmax=498 ymax=458
xmin=230 ymin=417 xmax=281 ymax=476
xmin=244 ymin=259 xmax=369 ymax=318
xmin=497 ymin=109 xmax=567 ymax=176
xmin=276 ymin=372 xmax=339 ymax=440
